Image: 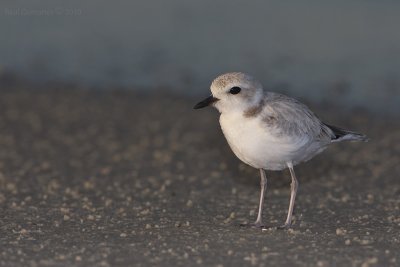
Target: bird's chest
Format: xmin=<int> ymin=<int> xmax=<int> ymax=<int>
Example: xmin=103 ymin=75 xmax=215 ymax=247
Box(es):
xmin=219 ymin=113 xmax=275 ymax=168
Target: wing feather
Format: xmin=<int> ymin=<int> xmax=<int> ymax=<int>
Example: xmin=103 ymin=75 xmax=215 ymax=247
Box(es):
xmin=260 ymin=93 xmax=334 ymax=142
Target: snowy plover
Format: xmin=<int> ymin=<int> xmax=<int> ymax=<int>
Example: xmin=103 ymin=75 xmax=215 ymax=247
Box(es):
xmin=194 ymin=72 xmax=368 ymax=229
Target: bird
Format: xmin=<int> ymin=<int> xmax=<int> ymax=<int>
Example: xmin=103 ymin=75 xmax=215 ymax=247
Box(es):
xmin=194 ymin=72 xmax=368 ymax=229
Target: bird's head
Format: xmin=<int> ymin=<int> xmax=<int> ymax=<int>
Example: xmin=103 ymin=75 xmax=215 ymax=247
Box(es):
xmin=194 ymin=72 xmax=264 ymax=114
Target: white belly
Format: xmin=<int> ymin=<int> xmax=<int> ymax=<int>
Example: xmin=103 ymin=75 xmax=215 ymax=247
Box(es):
xmin=219 ymin=113 xmax=319 ymax=170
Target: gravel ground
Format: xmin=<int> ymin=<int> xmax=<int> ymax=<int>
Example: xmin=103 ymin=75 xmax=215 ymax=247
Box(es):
xmin=0 ymin=86 xmax=399 ymax=267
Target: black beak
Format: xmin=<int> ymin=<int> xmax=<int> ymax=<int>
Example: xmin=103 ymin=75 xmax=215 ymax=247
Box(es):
xmin=193 ymin=95 xmax=219 ymax=109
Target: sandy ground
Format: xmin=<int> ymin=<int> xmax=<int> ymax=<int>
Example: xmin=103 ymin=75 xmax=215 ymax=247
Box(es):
xmin=0 ymin=86 xmax=399 ymax=267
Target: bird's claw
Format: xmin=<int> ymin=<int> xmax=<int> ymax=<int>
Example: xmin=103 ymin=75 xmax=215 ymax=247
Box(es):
xmin=276 ymin=223 xmax=291 ymax=230
xmin=240 ymin=221 xmax=265 ymax=229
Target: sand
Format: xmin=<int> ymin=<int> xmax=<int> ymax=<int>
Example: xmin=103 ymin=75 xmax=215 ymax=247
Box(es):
xmin=0 ymin=86 xmax=399 ymax=266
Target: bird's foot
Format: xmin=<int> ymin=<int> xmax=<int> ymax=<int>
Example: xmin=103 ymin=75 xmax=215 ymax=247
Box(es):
xmin=276 ymin=222 xmax=292 ymax=230
xmin=240 ymin=221 xmax=265 ymax=229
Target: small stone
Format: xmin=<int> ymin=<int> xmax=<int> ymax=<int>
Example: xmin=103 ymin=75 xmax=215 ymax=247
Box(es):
xmin=359 ymin=239 xmax=372 ymax=245
xmin=288 ymin=229 xmax=300 ymax=235
xmin=336 ymin=228 xmax=346 ymax=236
xmin=361 ymin=257 xmax=378 ymax=267
xmin=20 ymin=229 xmax=28 ymax=235
xmin=140 ymin=209 xmax=150 ymax=215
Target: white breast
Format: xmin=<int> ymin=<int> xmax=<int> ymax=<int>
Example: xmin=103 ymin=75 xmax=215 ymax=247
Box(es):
xmin=219 ymin=113 xmax=315 ymax=170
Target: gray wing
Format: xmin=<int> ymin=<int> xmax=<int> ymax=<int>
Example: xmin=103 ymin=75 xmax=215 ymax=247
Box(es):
xmin=261 ymin=92 xmax=335 ymax=141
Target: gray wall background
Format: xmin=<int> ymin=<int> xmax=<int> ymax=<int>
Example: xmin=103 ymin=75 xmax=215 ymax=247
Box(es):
xmin=1 ymin=0 xmax=399 ymax=114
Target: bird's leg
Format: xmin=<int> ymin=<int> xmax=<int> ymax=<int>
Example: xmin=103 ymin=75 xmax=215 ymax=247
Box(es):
xmin=278 ymin=163 xmax=298 ymax=229
xmin=254 ymin=169 xmax=267 ymax=227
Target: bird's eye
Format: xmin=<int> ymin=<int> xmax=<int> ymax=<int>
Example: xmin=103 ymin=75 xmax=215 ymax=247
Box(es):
xmin=229 ymin=87 xmax=241 ymax=95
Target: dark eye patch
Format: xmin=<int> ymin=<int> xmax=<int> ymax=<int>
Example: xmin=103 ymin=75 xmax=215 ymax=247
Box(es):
xmin=229 ymin=86 xmax=241 ymax=94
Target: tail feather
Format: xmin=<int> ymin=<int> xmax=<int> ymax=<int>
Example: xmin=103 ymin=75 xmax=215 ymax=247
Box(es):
xmin=325 ymin=123 xmax=369 ymax=143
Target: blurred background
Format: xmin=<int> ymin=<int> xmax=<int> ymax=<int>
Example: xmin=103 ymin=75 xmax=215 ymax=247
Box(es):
xmin=1 ymin=0 xmax=399 ymax=114
xmin=1 ymin=1 xmax=400 ymax=266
